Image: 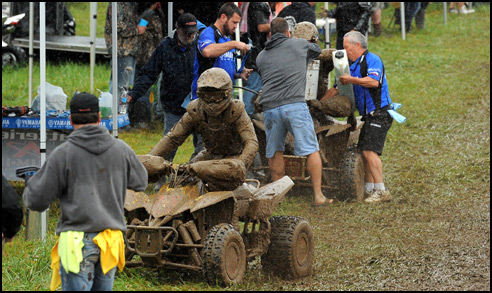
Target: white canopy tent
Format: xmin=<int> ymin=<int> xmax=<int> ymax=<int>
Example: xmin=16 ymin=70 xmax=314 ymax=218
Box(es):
xmin=27 ymin=1 xmax=177 ymax=240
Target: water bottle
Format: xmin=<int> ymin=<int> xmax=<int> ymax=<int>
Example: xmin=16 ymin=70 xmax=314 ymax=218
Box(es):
xmin=119 ymin=87 xmax=128 ymax=114
xmin=333 ymin=50 xmax=355 ymax=111
xmin=119 ymin=66 xmax=133 ymax=115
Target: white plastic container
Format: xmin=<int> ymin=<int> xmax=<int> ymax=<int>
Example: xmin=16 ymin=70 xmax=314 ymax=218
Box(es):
xmin=332 ymin=50 xmax=355 ymax=110
xmin=305 ymin=60 xmax=320 ymax=101
xmin=98 ymin=91 xmax=113 ymax=118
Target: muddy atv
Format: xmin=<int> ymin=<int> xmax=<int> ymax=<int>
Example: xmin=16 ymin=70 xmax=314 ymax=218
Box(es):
xmin=124 ymin=165 xmax=314 ymax=287
xmin=242 ymin=87 xmax=366 ymax=202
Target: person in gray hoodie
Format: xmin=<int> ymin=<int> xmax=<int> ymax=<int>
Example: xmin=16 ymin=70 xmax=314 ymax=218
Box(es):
xmin=256 ymin=17 xmax=331 ymax=207
xmin=23 ymin=93 xmax=148 ymax=291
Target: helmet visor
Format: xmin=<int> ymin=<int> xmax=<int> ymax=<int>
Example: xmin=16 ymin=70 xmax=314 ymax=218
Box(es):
xmin=197 ymin=88 xmax=228 ymax=104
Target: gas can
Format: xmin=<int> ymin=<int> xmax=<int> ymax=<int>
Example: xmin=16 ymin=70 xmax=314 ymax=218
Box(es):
xmin=332 ymin=50 xmax=355 ymax=111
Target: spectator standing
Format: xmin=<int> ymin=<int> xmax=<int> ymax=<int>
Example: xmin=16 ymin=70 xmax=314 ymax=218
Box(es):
xmin=370 ymin=2 xmax=385 ymax=37
xmin=393 ymin=2 xmax=431 ymax=33
xmin=277 ymin=2 xmax=316 ymax=25
xmin=270 ymin=2 xmax=292 ymax=18
xmin=129 ymin=13 xmax=201 ymax=163
xmin=2 ymin=174 xmax=23 ymax=252
xmin=129 ymin=2 xmax=164 ymax=128
xmin=242 ymin=2 xmax=272 ymax=117
xmin=175 ymin=2 xmax=225 ymax=27
xmin=415 ymin=3 xmax=430 ymax=30
xmin=104 ymin=3 xmax=146 ymax=104
xmin=331 ymin=31 xmax=393 ymax=203
xmin=191 ymin=3 xmax=252 ymax=100
xmin=324 ymin=2 xmax=372 ymax=50
xmin=22 ymin=93 xmax=148 ymax=290
xmin=256 ymin=17 xmax=330 ymax=207
xmin=449 ymin=2 xmax=475 ymax=14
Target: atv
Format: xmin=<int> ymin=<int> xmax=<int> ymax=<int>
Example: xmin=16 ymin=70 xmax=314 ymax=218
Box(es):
xmin=124 ymin=164 xmax=314 ymax=287
xmin=242 ymin=86 xmax=366 ymax=202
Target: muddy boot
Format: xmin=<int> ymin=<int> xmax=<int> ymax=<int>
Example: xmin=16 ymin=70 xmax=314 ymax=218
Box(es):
xmin=372 ymin=23 xmax=382 ymax=37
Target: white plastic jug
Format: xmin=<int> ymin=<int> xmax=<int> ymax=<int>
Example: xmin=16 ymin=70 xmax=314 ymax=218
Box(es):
xmin=332 ymin=50 xmax=355 ymax=111
xmin=98 ymin=91 xmax=113 ymax=118
xmin=305 ymin=60 xmax=320 ymax=101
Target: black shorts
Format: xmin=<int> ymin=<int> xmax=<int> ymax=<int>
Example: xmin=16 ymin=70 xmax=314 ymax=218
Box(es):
xmin=358 ymin=111 xmax=393 ymax=156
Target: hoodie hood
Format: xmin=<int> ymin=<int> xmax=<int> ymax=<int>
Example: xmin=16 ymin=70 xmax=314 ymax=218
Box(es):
xmin=68 ymin=125 xmax=115 ymax=155
xmin=264 ymin=33 xmax=290 ymax=50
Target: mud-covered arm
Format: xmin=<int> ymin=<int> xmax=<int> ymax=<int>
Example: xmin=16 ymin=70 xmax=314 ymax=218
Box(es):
xmin=236 ymin=110 xmax=259 ymax=168
xmin=149 ymin=112 xmax=195 ymax=158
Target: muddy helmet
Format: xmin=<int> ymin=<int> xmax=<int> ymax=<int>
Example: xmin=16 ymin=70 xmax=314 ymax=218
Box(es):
xmin=293 ymin=21 xmax=319 ymax=43
xmin=197 ymin=68 xmax=233 ymax=117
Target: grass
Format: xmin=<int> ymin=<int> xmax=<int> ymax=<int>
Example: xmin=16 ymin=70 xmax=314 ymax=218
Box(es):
xmin=2 ymin=3 xmax=490 ymax=291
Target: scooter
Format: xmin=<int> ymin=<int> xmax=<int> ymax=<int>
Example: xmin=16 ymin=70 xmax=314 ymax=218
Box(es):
xmin=2 ymin=13 xmax=26 ymax=67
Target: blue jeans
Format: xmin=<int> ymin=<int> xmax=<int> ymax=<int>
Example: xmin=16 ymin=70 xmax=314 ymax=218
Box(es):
xmin=404 ymin=2 xmax=421 ymax=28
xmin=263 ymin=102 xmax=319 ymax=158
xmin=242 ymin=71 xmax=263 ymax=117
xmin=60 ymin=233 xmax=116 ymax=291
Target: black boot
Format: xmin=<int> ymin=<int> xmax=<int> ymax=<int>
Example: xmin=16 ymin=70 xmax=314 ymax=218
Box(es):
xmin=394 ymin=8 xmax=401 ymax=25
xmin=372 ymin=23 xmax=382 ymax=37
xmin=415 ymin=9 xmax=425 ymax=29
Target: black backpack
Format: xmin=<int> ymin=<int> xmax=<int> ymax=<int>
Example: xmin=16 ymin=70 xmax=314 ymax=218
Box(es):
xmin=196 ymin=24 xmax=222 ymax=77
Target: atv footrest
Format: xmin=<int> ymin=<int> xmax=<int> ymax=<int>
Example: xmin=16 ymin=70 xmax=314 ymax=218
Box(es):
xmin=127 ymin=225 xmax=178 ymax=257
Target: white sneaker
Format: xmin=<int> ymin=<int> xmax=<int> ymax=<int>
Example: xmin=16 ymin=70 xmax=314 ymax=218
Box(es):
xmin=459 ymin=6 xmax=475 ymax=14
xmin=364 ymin=189 xmax=392 ymax=203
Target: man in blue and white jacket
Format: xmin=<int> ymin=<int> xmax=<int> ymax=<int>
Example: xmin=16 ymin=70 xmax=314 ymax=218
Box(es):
xmin=324 ymin=31 xmax=393 ymax=203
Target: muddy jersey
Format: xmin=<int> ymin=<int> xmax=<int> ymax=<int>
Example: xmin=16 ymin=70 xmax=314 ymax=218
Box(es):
xmin=149 ymin=99 xmax=258 ymax=168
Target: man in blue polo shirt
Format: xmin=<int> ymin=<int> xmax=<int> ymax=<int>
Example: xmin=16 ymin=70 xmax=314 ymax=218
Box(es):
xmin=323 ymin=31 xmax=393 ymax=203
xmin=191 ymin=3 xmax=252 ymax=100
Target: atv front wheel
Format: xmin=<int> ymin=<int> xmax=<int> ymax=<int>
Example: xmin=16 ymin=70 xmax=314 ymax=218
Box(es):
xmin=337 ymin=147 xmax=365 ymax=201
xmin=261 ymin=216 xmax=314 ymax=279
xmin=202 ymin=223 xmax=246 ymax=287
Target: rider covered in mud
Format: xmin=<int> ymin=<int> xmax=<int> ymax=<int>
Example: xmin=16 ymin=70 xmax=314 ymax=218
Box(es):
xmin=139 ymin=67 xmax=259 ymax=191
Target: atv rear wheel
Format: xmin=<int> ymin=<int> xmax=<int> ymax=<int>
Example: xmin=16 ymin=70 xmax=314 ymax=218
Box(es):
xmin=202 ymin=223 xmax=246 ymax=287
xmin=261 ymin=216 xmax=314 ymax=279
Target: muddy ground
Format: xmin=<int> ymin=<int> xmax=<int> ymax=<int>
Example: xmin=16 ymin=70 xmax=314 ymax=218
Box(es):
xmin=109 ymin=98 xmax=490 ymax=291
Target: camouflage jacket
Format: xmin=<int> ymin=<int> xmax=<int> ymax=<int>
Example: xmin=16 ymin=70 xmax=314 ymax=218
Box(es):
xmin=136 ymin=10 xmax=163 ymax=68
xmin=104 ymin=2 xmax=140 ymax=57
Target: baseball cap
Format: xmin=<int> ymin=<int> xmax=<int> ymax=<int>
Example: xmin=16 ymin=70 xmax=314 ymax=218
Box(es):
xmin=176 ymin=13 xmax=198 ymax=34
xmin=70 ymin=92 xmax=99 ymax=113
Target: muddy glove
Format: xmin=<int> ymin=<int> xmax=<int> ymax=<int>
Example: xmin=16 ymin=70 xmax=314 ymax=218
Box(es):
xmin=177 ymin=163 xmax=196 ymax=177
xmin=252 ymin=90 xmax=263 ymax=113
xmin=307 ymin=99 xmax=322 ymax=111
xmin=137 ymin=154 xmax=171 ymax=176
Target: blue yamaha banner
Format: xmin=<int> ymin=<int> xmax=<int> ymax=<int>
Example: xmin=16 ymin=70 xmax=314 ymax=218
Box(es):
xmin=2 ymin=114 xmax=129 ymax=181
xmin=2 ymin=114 xmax=129 ymax=130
